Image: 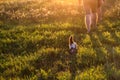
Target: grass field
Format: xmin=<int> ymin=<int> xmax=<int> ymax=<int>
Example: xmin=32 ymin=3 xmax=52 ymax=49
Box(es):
xmin=0 ymin=0 xmax=120 ymax=80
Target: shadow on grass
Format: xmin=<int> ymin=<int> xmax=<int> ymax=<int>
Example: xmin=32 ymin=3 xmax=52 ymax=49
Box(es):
xmin=89 ymin=26 xmax=120 ymax=80
xmin=89 ymin=33 xmax=106 ymax=65
xmin=69 ymin=54 xmax=77 ymax=80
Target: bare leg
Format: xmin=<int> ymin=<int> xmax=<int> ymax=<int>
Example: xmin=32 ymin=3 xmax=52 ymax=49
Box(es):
xmin=98 ymin=0 xmax=104 ymax=21
xmin=91 ymin=12 xmax=98 ymax=28
xmin=97 ymin=7 xmax=102 ymax=21
xmin=85 ymin=14 xmax=92 ymax=33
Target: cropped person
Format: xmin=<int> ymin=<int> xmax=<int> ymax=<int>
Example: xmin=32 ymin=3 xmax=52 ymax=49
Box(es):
xmin=82 ymin=0 xmax=104 ymax=33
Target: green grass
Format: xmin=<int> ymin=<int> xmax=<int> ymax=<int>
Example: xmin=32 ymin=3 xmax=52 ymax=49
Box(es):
xmin=0 ymin=19 xmax=120 ymax=80
xmin=0 ymin=0 xmax=120 ymax=80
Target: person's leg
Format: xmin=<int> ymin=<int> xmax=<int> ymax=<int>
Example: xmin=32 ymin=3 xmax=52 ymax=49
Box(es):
xmin=85 ymin=13 xmax=92 ymax=33
xmin=97 ymin=0 xmax=104 ymax=21
xmin=90 ymin=0 xmax=98 ymax=28
xmin=83 ymin=0 xmax=92 ymax=33
xmin=97 ymin=6 xmax=102 ymax=21
xmin=91 ymin=12 xmax=98 ymax=28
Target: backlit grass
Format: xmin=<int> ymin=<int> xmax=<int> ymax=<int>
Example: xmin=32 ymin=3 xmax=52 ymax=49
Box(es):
xmin=0 ymin=0 xmax=120 ymax=80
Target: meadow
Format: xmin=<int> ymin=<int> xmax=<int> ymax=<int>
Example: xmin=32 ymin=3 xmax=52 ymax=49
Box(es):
xmin=0 ymin=0 xmax=120 ymax=80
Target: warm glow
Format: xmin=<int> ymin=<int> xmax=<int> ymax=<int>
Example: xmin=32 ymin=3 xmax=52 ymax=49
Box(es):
xmin=53 ymin=0 xmax=80 ymax=6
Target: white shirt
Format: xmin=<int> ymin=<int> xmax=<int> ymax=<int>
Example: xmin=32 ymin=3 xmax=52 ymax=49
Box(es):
xmin=69 ymin=42 xmax=77 ymax=49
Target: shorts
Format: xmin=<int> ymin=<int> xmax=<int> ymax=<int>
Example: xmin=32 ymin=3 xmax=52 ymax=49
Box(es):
xmin=83 ymin=0 xmax=99 ymax=14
